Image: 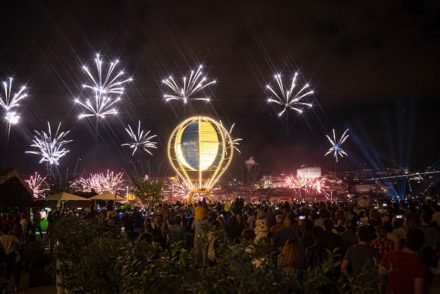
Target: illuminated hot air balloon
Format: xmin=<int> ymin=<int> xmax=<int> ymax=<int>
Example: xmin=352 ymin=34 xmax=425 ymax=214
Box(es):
xmin=168 ymin=116 xmax=234 ymax=201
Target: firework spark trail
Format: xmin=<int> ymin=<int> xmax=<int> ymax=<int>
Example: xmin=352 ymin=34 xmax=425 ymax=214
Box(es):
xmin=122 ymin=121 xmax=157 ymax=156
xmin=220 ymin=121 xmax=242 ymax=153
xmin=72 ymin=170 xmax=125 ymax=194
xmin=25 ymin=172 xmax=49 ymax=199
xmin=266 ymin=72 xmax=314 ymax=117
xmin=26 ymin=122 xmax=72 ymax=165
xmin=0 ymin=77 xmax=28 ymax=126
xmin=325 ymin=129 xmax=350 ymax=163
xmin=75 ymin=54 xmax=132 ymax=119
xmin=162 ymin=65 xmax=216 ymax=104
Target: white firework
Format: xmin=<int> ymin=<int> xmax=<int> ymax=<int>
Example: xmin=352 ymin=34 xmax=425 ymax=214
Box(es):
xmin=325 ymin=128 xmax=349 ymax=163
xmin=25 ymin=172 xmax=49 ymax=199
xmin=266 ymin=72 xmax=314 ymax=117
xmin=0 ymin=77 xmax=28 ymax=125
xmin=122 ymin=121 xmax=157 ymax=156
xmin=4 ymin=111 xmax=20 ymax=125
xmin=162 ymin=65 xmax=216 ymax=104
xmin=73 ymin=170 xmax=125 ymax=194
xmin=75 ymin=54 xmax=132 ymax=119
xmin=220 ymin=121 xmax=242 ymax=153
xmin=26 ymin=122 xmax=73 ymax=165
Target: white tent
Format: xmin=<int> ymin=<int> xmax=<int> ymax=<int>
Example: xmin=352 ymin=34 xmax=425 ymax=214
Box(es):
xmin=90 ymin=192 xmax=125 ymax=202
xmin=46 ymin=192 xmax=89 ymax=201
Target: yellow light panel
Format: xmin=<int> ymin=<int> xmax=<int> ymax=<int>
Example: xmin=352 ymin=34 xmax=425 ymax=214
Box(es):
xmin=198 ymin=120 xmax=219 ymax=171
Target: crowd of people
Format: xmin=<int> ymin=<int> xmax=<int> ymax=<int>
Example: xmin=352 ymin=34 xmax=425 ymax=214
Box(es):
xmin=69 ymin=196 xmax=440 ymax=293
xmin=2 ymin=195 xmax=440 ymax=293
xmin=0 ymin=210 xmax=50 ymax=292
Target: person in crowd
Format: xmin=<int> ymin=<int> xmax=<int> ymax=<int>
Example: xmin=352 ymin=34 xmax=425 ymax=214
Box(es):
xmin=371 ymin=225 xmax=395 ymax=260
xmin=299 ymin=218 xmax=315 ymax=249
xmin=207 ymin=220 xmax=221 ymax=265
xmin=334 ymin=217 xmax=346 ymax=233
xmin=339 ymin=220 xmax=358 ymax=255
xmin=168 ymin=215 xmax=184 ymax=245
xmin=314 ymin=210 xmax=329 ymax=229
xmin=0 ymin=225 xmax=22 ymax=292
xmin=226 ymin=213 xmax=244 ymax=243
xmin=254 ymin=209 xmax=268 ymax=244
xmin=183 ymin=209 xmax=195 ymax=249
xmin=321 ymin=219 xmax=342 ymax=252
xmin=278 ymin=239 xmax=302 ymax=278
xmin=341 ymin=225 xmax=379 ymax=278
xmin=381 ymin=228 xmax=430 ymax=294
xmin=153 ymin=215 xmax=167 ymax=247
xmin=392 ymin=217 xmax=407 ymax=249
xmin=19 ymin=213 xmax=28 ymax=240
xmin=274 ymin=215 xmax=298 ymax=248
xmin=432 ymin=206 xmax=440 ymax=229
xmin=192 ymin=206 xmax=209 ymax=267
xmin=32 ymin=210 xmax=42 ymax=240
xmin=242 ymin=228 xmax=268 ymax=268
xmin=105 ymin=207 xmax=118 ymax=226
xmin=305 ymin=226 xmax=328 ymax=267
xmin=419 ymin=212 xmax=440 ymax=251
xmin=270 ymin=214 xmax=284 ymax=241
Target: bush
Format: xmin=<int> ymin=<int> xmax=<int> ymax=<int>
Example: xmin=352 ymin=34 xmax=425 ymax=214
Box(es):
xmin=53 ymin=216 xmax=122 ymax=293
xmin=53 ymin=217 xmax=384 ymax=293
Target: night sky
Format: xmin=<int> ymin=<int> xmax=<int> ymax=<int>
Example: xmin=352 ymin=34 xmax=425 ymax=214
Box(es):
xmin=0 ymin=0 xmax=439 ymax=180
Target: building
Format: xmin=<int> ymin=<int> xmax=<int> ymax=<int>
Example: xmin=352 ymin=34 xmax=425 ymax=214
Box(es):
xmin=297 ymin=167 xmax=321 ymax=179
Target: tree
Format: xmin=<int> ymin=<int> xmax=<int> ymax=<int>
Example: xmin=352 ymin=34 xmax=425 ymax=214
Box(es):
xmin=132 ymin=177 xmax=164 ymax=207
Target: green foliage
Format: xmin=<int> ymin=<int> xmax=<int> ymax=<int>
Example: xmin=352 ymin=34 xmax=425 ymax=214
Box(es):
xmin=343 ymin=260 xmax=386 ymax=294
xmin=53 ymin=216 xmax=122 ymax=293
xmin=115 ymin=241 xmax=192 ymax=293
xmin=131 ymin=177 xmax=164 ymax=206
xmin=54 ymin=218 xmax=386 ymax=293
xmin=302 ymin=254 xmax=338 ymax=294
xmin=190 ymin=241 xmax=281 ymax=294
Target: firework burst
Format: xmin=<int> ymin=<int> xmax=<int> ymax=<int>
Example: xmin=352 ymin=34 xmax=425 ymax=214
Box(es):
xmin=167 ymin=177 xmax=189 ymax=200
xmin=266 ymin=72 xmax=314 ymax=117
xmin=74 ymin=54 xmax=132 ymax=119
xmin=122 ymin=121 xmax=157 ymax=156
xmin=25 ymin=172 xmax=49 ymax=199
xmin=0 ymin=77 xmax=28 ymax=125
xmin=325 ymin=129 xmax=349 ymax=163
xmin=26 ymin=122 xmax=72 ymax=165
xmin=73 ymin=170 xmax=125 ymax=194
xmin=162 ymin=65 xmax=216 ymax=104
xmin=285 ymin=175 xmax=330 ymax=198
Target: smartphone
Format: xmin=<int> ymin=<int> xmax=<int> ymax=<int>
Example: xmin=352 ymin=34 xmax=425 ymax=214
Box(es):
xmin=396 ymin=215 xmax=403 ymax=219
xmin=299 ymin=215 xmax=305 ymax=220
xmin=383 ymin=204 xmax=387 ymax=207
